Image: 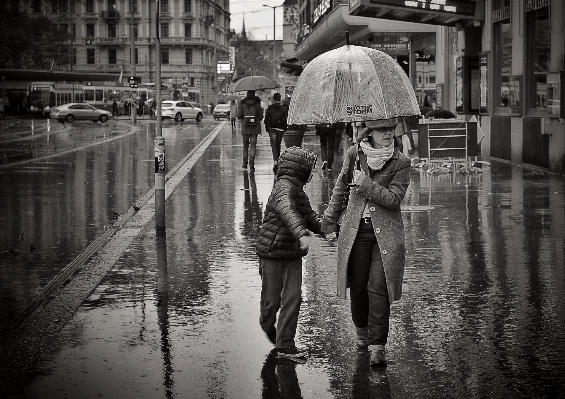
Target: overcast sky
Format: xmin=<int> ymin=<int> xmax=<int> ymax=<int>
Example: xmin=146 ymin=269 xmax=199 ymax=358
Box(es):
xmin=230 ymin=0 xmax=285 ymax=41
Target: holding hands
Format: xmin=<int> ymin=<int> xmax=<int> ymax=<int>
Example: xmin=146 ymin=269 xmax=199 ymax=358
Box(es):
xmin=353 ymin=170 xmax=365 ymax=186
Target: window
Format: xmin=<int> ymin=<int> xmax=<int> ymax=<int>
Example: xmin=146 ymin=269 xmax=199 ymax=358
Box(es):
xmin=108 ymin=0 xmax=116 ymax=10
xmin=185 ymin=48 xmax=193 ymax=64
xmin=134 ymin=24 xmax=138 ymax=39
xmin=185 ymin=23 xmax=192 ymax=38
xmin=86 ymin=24 xmax=95 ymax=37
xmin=108 ymin=24 xmax=117 ymax=38
xmin=53 ymin=0 xmax=68 ymax=13
xmin=85 ymin=89 xmax=94 ymax=101
xmin=161 ymin=0 xmax=169 ymax=13
xmin=190 ymin=77 xmax=195 ymax=87
xmin=162 ymin=48 xmax=169 ymax=64
xmin=60 ymin=23 xmax=68 ymax=34
xmin=72 ymin=48 xmax=77 ymax=66
xmin=184 ymin=0 xmax=191 ymax=12
xmin=132 ymin=0 xmax=138 ymax=13
xmin=109 ymin=48 xmax=116 ymax=64
xmin=72 ymin=24 xmax=76 ymax=38
xmin=96 ymin=90 xmax=104 ymax=102
xmin=526 ymin=5 xmax=550 ymax=111
xmin=86 ymin=0 xmax=94 ymax=13
xmin=87 ymin=48 xmax=95 ymax=64
xmin=161 ymin=23 xmax=169 ymax=38
xmin=32 ymin=0 xmax=41 ymax=13
xmin=135 ymin=48 xmax=138 ymax=64
xmin=492 ymin=0 xmax=511 ymax=112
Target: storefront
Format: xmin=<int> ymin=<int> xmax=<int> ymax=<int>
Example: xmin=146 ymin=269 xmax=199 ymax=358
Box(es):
xmin=485 ymin=0 xmax=563 ymax=173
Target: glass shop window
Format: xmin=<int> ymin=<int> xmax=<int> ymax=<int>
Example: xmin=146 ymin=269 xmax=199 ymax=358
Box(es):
xmin=526 ymin=6 xmax=550 ymax=111
xmin=493 ymin=4 xmax=511 ymax=112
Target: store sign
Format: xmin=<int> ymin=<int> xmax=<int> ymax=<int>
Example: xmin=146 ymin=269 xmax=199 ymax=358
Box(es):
xmin=313 ymin=0 xmax=331 ymax=23
xmin=492 ymin=5 xmax=510 ymax=22
xmin=368 ymin=0 xmax=476 ymax=16
xmin=525 ymin=0 xmax=549 ymax=12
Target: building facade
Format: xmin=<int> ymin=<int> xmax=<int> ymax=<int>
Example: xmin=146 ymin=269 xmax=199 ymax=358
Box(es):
xmin=290 ymin=0 xmax=565 ymax=175
xmin=8 ymin=0 xmax=231 ymax=107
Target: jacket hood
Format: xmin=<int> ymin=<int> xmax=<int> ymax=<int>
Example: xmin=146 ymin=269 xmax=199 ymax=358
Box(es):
xmin=276 ymin=146 xmax=317 ymax=183
xmin=241 ymin=96 xmax=261 ymax=106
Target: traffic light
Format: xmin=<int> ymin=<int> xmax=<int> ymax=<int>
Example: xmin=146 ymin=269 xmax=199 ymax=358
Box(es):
xmin=128 ymin=76 xmax=141 ymax=88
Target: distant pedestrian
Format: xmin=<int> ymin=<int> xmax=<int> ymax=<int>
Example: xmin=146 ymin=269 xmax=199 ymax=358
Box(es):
xmin=256 ymin=146 xmax=323 ymax=359
xmin=237 ymin=90 xmax=264 ymax=171
xmin=264 ymin=93 xmax=288 ymax=172
xmin=315 ymin=123 xmax=337 ymax=170
xmin=112 ymin=100 xmax=118 ymax=117
xmin=229 ymin=100 xmax=237 ymax=130
xmin=124 ymin=100 xmax=129 ymax=116
xmin=322 ymin=118 xmax=410 ymax=367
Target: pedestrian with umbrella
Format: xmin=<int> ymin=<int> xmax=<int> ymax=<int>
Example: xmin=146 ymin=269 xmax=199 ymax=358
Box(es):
xmin=229 ymin=99 xmax=238 ymax=130
xmin=237 ymin=90 xmax=264 ymax=171
xmin=287 ymin=43 xmax=420 ymax=367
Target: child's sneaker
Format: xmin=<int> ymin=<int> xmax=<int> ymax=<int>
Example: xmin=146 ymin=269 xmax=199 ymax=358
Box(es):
xmin=276 ymin=345 xmax=308 ymax=359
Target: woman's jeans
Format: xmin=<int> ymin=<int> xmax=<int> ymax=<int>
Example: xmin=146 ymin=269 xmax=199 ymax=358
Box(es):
xmin=348 ymin=221 xmax=390 ymax=346
xmin=259 ymin=257 xmax=303 ymax=348
xmin=242 ymin=133 xmax=258 ymax=167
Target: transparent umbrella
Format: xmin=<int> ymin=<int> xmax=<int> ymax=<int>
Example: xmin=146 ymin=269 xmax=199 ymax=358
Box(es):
xmin=287 ymin=45 xmax=420 ymax=125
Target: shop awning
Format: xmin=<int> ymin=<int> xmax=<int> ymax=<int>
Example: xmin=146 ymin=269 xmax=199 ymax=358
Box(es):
xmin=349 ymin=0 xmax=484 ymax=27
xmin=294 ymin=4 xmax=435 ymax=61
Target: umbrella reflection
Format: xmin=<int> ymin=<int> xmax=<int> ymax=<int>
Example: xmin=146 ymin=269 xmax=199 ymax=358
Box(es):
xmin=156 ymin=236 xmax=174 ymax=398
xmin=261 ymin=349 xmax=304 ymax=398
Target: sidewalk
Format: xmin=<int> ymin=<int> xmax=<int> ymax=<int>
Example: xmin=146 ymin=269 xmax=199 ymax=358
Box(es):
xmin=3 ymin=122 xmax=565 ymax=398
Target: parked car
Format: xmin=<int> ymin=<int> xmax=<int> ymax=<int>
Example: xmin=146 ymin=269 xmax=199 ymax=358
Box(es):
xmin=161 ymin=101 xmax=203 ymax=122
xmin=50 ymin=103 xmax=112 ymax=123
xmin=213 ymin=103 xmax=231 ymax=120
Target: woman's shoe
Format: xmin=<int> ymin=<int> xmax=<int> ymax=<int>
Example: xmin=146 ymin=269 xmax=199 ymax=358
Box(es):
xmin=369 ymin=345 xmax=387 ymax=366
xmin=355 ymin=326 xmax=369 ymax=348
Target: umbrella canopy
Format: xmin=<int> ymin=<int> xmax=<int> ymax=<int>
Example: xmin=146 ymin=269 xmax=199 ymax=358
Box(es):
xmin=231 ymin=75 xmax=280 ymax=92
xmin=287 ymin=45 xmax=420 ymax=125
xmin=225 ymin=94 xmax=239 ymax=102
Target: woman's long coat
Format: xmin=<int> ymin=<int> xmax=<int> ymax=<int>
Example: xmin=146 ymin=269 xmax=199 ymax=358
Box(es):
xmin=322 ymin=144 xmax=411 ymax=302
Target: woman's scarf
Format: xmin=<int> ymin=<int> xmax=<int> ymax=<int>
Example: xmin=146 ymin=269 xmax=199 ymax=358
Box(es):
xmin=359 ymin=141 xmax=394 ymax=170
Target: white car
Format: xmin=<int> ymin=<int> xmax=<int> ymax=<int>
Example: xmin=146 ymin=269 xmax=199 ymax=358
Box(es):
xmin=213 ymin=103 xmax=231 ymax=120
xmin=161 ymin=101 xmax=204 ymax=122
xmin=50 ymin=103 xmax=112 ymax=123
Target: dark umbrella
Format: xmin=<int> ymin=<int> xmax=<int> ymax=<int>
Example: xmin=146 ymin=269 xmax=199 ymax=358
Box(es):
xmin=231 ymin=75 xmax=280 ymax=92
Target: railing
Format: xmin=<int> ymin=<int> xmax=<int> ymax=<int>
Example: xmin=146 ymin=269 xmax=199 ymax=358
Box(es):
xmin=159 ymin=37 xmax=212 ymax=46
xmin=100 ymin=10 xmax=121 ymax=20
xmin=96 ymin=37 xmax=126 ymax=45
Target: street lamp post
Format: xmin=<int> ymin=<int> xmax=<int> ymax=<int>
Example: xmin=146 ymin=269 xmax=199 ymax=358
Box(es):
xmin=263 ymin=4 xmax=283 ymax=82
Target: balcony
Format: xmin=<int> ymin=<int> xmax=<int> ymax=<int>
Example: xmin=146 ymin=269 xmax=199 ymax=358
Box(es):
xmin=100 ymin=10 xmax=120 ymax=20
xmin=159 ymin=37 xmax=213 ymax=47
xmin=96 ymin=37 xmax=127 ymax=46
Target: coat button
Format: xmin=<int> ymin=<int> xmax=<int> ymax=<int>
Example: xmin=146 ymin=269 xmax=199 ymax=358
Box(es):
xmin=381 ymin=249 xmax=387 ymax=255
xmin=375 ymin=228 xmax=381 ymax=233
xmin=370 ymin=206 xmax=376 ymax=211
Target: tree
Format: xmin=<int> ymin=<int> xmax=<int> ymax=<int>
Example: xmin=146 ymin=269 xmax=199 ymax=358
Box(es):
xmin=230 ymin=32 xmax=272 ymax=80
xmin=0 ymin=9 xmax=71 ymax=69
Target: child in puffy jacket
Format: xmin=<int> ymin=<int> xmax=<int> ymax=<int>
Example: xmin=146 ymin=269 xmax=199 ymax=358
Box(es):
xmin=255 ymin=146 xmax=323 ymax=359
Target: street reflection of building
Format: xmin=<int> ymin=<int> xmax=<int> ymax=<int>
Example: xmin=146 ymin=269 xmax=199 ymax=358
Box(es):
xmin=287 ymin=0 xmax=565 ymax=176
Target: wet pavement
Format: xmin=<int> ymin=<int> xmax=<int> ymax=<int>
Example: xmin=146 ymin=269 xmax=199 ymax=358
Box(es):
xmin=1 ymin=121 xmax=565 ymax=398
xmin=0 ymin=117 xmax=218 ymax=330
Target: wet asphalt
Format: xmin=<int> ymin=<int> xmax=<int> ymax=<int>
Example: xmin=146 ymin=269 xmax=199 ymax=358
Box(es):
xmin=1 ymin=120 xmax=565 ymax=398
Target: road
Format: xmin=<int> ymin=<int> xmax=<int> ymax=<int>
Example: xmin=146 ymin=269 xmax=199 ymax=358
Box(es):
xmin=1 ymin=118 xmax=565 ymax=398
xmin=0 ymin=115 xmax=219 ymax=330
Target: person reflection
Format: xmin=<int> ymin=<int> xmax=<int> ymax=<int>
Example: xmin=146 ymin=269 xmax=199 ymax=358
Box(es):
xmin=261 ymin=349 xmax=304 ymax=399
xmin=156 ymin=236 xmax=174 ymax=399
xmin=242 ymin=170 xmax=263 ymax=238
xmin=351 ymin=351 xmax=390 ymax=398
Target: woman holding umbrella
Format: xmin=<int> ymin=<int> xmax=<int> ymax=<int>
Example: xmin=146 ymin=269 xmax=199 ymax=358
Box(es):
xmin=321 ymin=118 xmax=411 ymax=367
